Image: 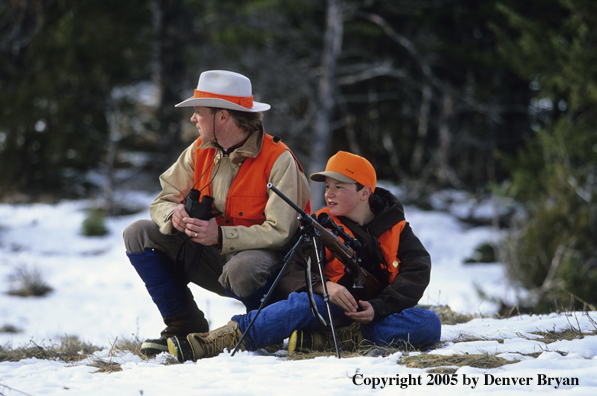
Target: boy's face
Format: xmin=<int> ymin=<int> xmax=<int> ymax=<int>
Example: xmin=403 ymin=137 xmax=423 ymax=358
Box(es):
xmin=324 ymin=177 xmax=361 ymax=217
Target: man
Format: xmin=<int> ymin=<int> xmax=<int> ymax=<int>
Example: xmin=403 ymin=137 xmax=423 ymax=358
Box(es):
xmin=167 ymin=151 xmax=441 ymax=361
xmin=123 ymin=70 xmax=310 ymax=356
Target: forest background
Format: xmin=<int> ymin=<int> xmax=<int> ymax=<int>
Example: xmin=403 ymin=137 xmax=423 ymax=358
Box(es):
xmin=1 ymin=0 xmax=595 ymax=313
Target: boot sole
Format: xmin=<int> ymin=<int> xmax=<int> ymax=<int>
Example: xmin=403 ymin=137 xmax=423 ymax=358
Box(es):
xmin=140 ymin=339 xmax=169 ymax=356
xmin=288 ymin=330 xmax=312 ymax=354
xmin=288 ymin=330 xmax=298 ymax=355
xmin=167 ymin=336 xmax=196 ymax=362
xmin=167 ymin=337 xmax=182 ymax=362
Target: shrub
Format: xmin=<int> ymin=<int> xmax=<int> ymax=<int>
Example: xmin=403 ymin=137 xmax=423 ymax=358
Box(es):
xmin=81 ymin=208 xmax=109 ymax=237
xmin=498 ymin=126 xmax=597 ymax=312
xmin=7 ymin=265 xmax=53 ymax=297
xmin=464 ymin=242 xmax=497 ymax=264
xmin=493 ymin=0 xmax=597 ymax=313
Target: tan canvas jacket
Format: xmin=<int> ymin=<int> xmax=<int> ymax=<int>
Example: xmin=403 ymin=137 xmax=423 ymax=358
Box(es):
xmin=149 ymin=129 xmax=310 ymax=254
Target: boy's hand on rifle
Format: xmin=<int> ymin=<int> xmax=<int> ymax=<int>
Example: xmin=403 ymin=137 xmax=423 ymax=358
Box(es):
xmin=319 ymin=283 xmax=375 ymax=324
xmin=345 ymin=300 xmax=375 ymax=324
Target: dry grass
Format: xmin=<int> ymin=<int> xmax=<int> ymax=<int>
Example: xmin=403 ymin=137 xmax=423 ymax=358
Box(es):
xmin=286 ymin=339 xmax=426 ymax=361
xmin=6 ymin=265 xmax=53 ymax=297
xmin=0 ymin=335 xmax=177 ymax=372
xmin=0 ymin=324 xmax=21 ymax=334
xmin=399 ymin=353 xmax=516 ymax=373
xmin=421 ymin=304 xmax=479 ymax=325
xmin=517 ymin=311 xmax=597 ymax=345
xmin=88 ymin=356 xmax=123 ymax=373
xmin=530 ymin=327 xmax=586 ymax=343
xmin=112 ymin=336 xmax=144 ymax=357
xmin=396 ymin=311 xmax=597 ymax=373
xmin=0 ymin=336 xmax=99 ymax=363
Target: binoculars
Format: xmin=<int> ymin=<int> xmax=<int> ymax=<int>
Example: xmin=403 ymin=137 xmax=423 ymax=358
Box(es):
xmin=185 ymin=189 xmax=221 ymax=220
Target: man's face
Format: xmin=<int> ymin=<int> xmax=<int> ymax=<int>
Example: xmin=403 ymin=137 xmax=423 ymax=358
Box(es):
xmin=190 ymin=106 xmax=216 ymax=142
xmin=324 ymin=177 xmax=360 ymax=217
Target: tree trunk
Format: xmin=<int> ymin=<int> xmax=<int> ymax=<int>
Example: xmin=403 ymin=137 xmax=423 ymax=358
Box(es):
xmin=102 ymin=104 xmax=121 ymax=215
xmin=310 ymin=0 xmax=344 ymax=210
xmin=435 ymin=93 xmax=463 ymax=188
xmin=150 ymin=0 xmax=186 ymax=163
xmin=411 ymin=84 xmax=432 ymax=174
xmin=344 ymin=114 xmax=361 ymax=155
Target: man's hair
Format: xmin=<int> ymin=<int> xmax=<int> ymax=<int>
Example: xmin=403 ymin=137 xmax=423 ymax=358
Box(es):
xmin=210 ymin=108 xmax=263 ymax=134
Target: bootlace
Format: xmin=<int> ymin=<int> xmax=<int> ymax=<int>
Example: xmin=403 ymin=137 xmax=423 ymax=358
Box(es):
xmin=201 ymin=324 xmax=242 ymax=357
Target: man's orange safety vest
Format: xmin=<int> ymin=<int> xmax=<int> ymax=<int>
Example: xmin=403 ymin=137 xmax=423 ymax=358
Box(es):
xmin=192 ymin=134 xmax=310 ymax=228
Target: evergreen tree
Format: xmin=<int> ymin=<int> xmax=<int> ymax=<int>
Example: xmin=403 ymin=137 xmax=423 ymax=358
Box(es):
xmin=0 ymin=0 xmax=151 ymax=199
xmin=493 ymin=0 xmax=597 ymax=311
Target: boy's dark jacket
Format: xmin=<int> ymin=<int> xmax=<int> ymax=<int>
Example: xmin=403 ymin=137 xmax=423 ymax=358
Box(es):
xmin=276 ymin=187 xmax=432 ymax=321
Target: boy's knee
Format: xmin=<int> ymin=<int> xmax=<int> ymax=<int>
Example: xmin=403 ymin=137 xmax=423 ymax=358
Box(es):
xmin=416 ymin=309 xmax=442 ymax=348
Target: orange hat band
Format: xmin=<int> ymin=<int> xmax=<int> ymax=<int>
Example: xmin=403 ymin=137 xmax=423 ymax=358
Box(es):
xmin=194 ymin=90 xmax=254 ymax=108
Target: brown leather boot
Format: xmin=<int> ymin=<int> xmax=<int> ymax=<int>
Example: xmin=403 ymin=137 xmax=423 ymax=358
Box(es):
xmin=141 ymin=300 xmax=209 ymax=356
xmin=168 ymin=321 xmax=246 ymax=362
xmin=288 ymin=321 xmax=364 ymax=354
xmin=160 ymin=305 xmax=209 ymax=337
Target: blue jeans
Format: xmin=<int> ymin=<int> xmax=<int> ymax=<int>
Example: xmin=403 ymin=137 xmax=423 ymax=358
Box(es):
xmin=232 ymin=292 xmax=441 ymax=351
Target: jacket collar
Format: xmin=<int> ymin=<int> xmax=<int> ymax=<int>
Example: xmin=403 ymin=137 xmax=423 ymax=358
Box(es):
xmin=198 ymin=125 xmax=264 ymax=165
xmin=362 ymin=188 xmax=405 ymax=238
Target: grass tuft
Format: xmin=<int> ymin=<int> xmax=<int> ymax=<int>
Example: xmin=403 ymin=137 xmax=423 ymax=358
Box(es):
xmin=399 ymin=353 xmax=516 ymax=372
xmin=286 ymin=339 xmax=427 ymax=361
xmin=6 ymin=265 xmax=53 ymax=297
xmin=422 ymin=304 xmax=479 ymax=325
xmin=89 ymin=356 xmax=123 ymax=373
xmin=0 ymin=336 xmax=100 ymax=363
xmin=0 ymin=324 xmax=22 ymax=334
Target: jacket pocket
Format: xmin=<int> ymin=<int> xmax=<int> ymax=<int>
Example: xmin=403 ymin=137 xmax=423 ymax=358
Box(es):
xmin=228 ymin=195 xmax=267 ymax=226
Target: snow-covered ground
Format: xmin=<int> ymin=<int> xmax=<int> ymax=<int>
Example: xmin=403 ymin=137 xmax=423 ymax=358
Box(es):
xmin=1 ymin=188 xmax=595 ymax=395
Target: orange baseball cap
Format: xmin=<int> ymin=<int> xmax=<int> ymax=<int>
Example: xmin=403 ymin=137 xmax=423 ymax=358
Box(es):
xmin=310 ymin=151 xmax=377 ymax=191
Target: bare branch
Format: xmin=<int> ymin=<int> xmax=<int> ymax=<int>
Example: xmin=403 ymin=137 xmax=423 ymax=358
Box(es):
xmin=358 ymin=11 xmax=445 ymax=92
xmin=0 ymin=0 xmax=45 ymax=54
xmin=337 ymin=62 xmax=408 ymax=85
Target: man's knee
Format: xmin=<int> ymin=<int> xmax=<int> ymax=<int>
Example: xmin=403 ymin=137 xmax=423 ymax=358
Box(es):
xmin=219 ymin=250 xmax=282 ymax=298
xmin=123 ymin=219 xmax=157 ymax=253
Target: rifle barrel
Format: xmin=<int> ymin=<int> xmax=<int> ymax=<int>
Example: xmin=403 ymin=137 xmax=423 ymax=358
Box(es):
xmin=267 ymin=183 xmax=306 ymax=214
xmin=268 ymin=183 xmax=350 ymax=258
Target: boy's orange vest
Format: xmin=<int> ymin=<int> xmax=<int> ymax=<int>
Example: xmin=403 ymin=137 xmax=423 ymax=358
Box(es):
xmin=316 ymin=208 xmax=405 ymax=285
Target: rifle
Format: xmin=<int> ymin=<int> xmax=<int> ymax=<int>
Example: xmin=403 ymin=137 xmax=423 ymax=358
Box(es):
xmin=267 ymin=183 xmax=383 ymax=301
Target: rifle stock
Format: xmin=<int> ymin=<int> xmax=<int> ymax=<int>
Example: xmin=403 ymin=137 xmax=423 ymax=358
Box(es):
xmin=267 ymin=183 xmax=383 ymax=301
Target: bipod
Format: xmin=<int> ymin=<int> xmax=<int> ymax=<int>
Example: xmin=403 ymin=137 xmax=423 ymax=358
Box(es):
xmin=305 ymin=225 xmax=341 ymax=358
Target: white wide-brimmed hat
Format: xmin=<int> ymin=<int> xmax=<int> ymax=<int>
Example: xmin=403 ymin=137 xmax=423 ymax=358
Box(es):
xmin=175 ymin=70 xmax=270 ymax=112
